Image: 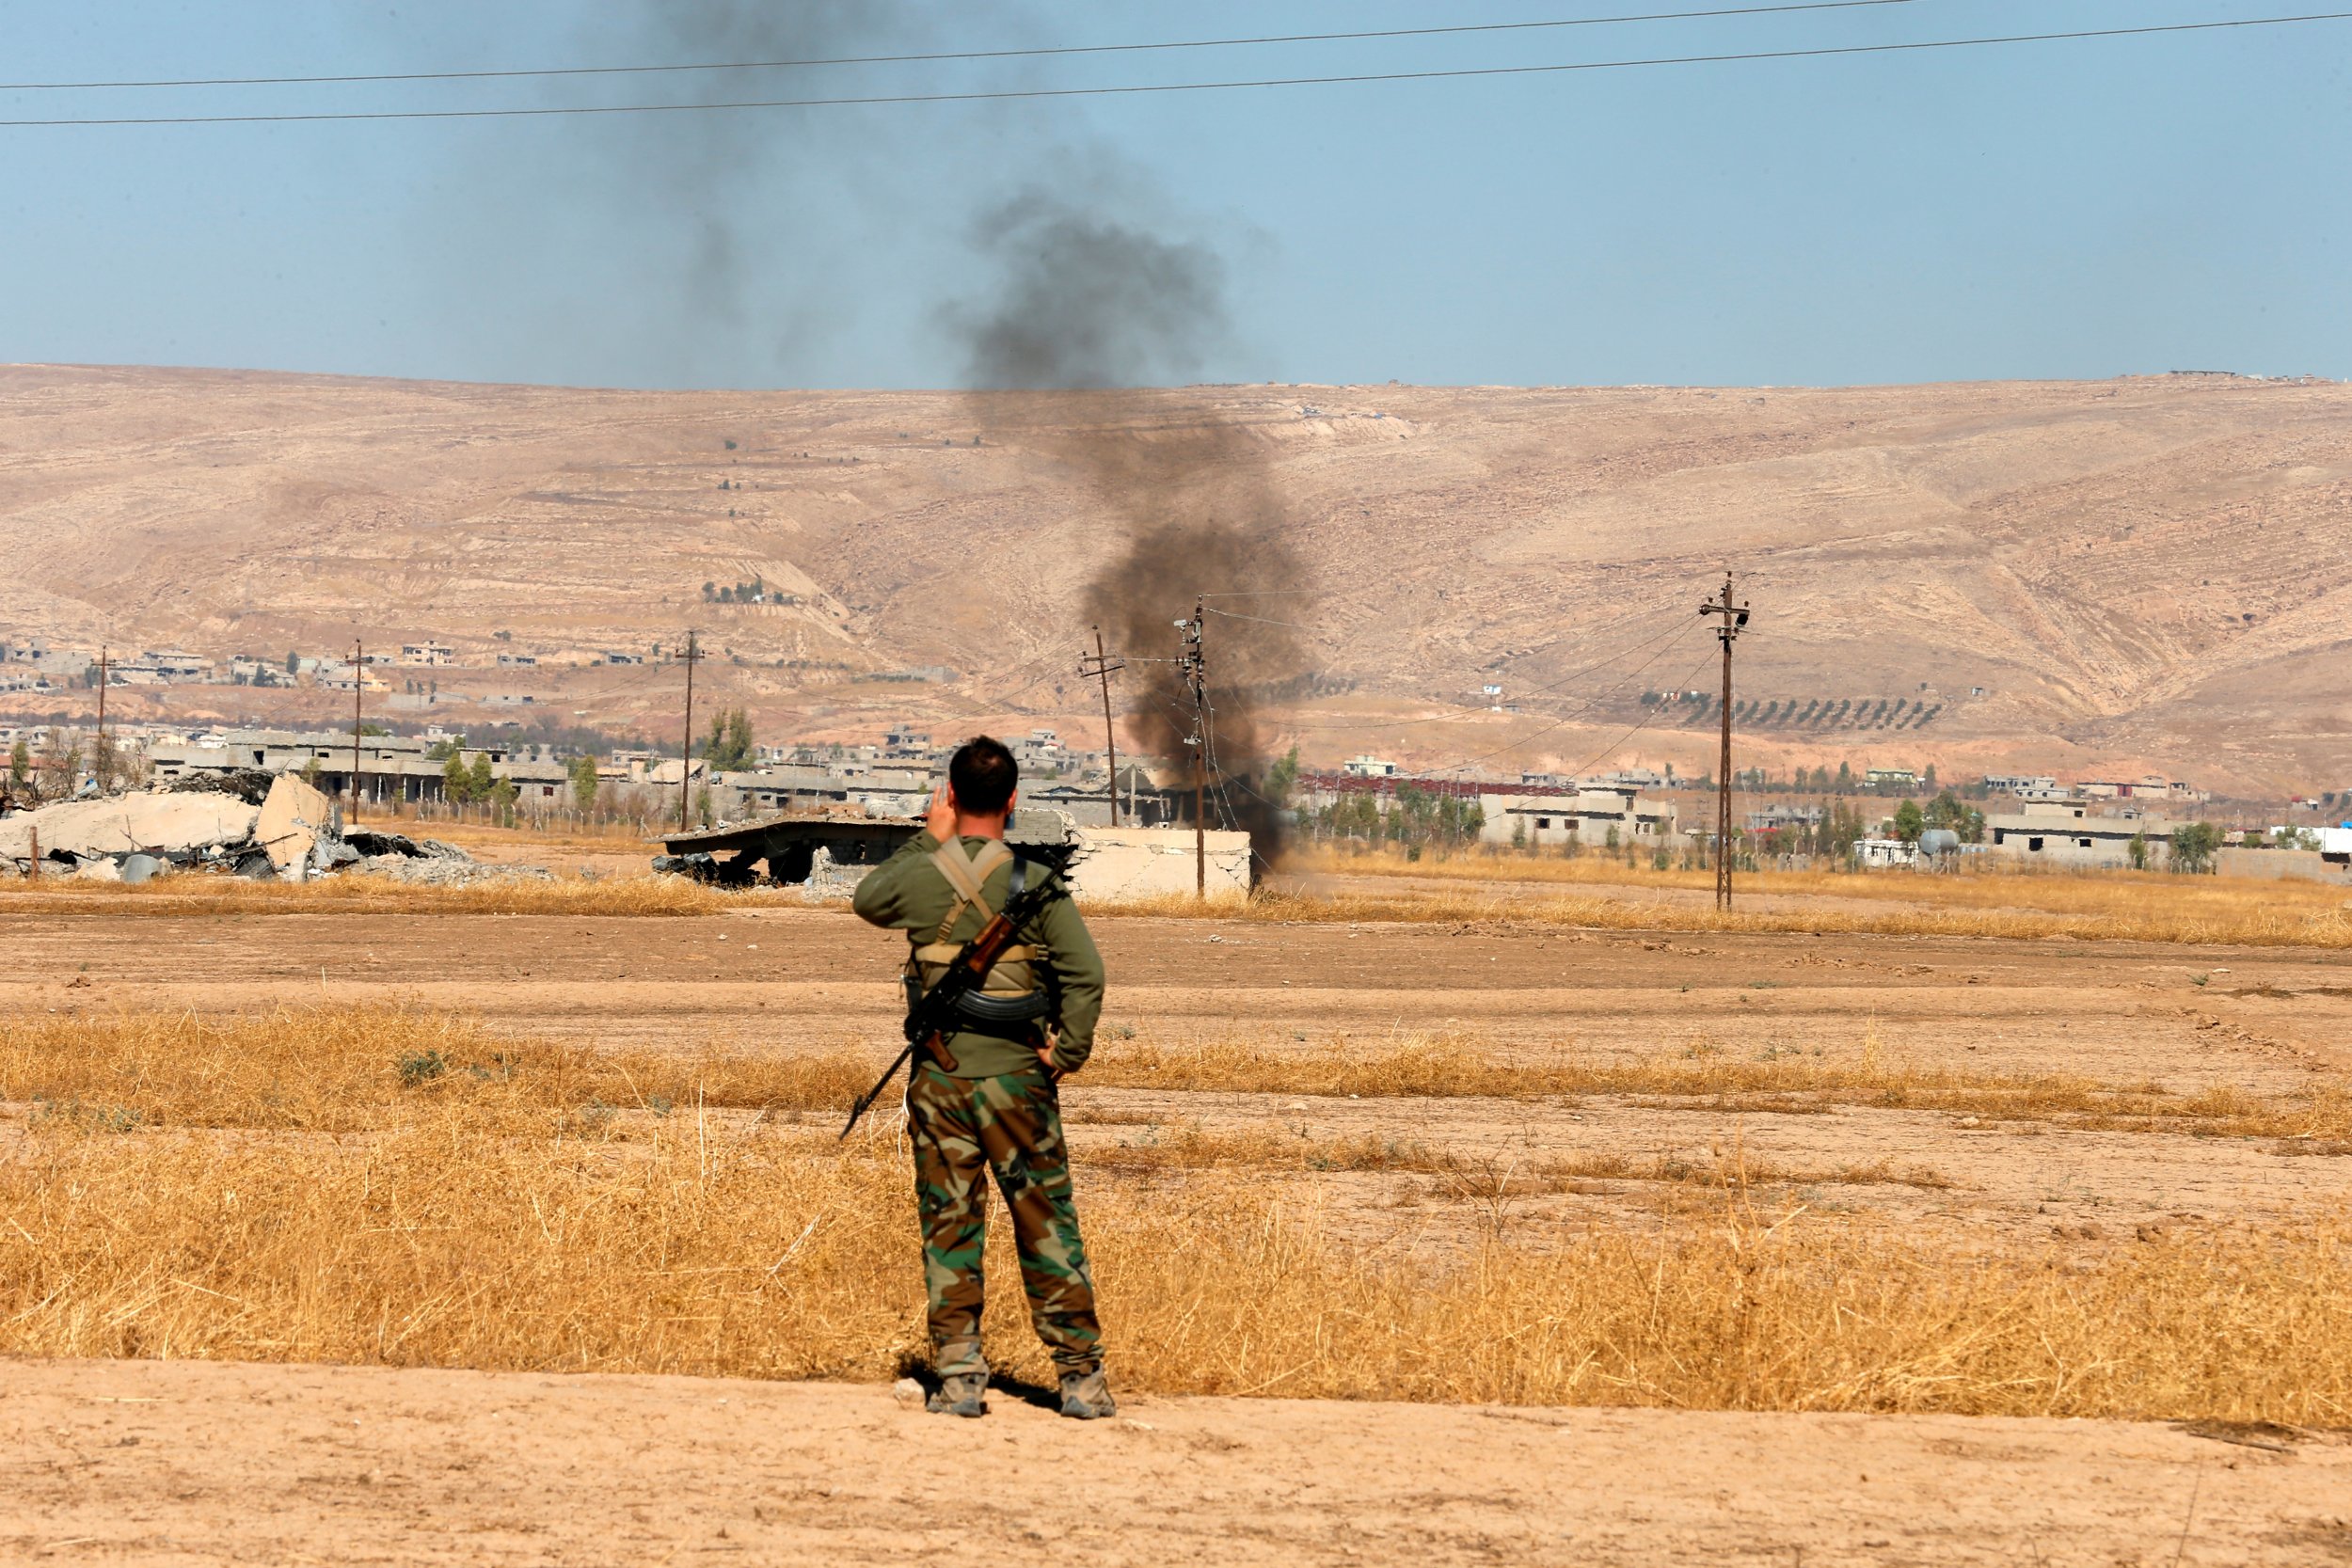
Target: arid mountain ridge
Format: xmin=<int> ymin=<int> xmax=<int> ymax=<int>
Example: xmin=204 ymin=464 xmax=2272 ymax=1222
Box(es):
xmin=4 ymin=363 xmax=2347 ymax=792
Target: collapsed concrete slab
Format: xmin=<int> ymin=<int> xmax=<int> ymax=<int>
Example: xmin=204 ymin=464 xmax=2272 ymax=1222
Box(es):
xmin=0 ymin=793 xmax=262 ymax=865
xmin=253 ymin=773 xmax=337 ymax=874
xmin=5 ymin=774 xmax=494 ymax=883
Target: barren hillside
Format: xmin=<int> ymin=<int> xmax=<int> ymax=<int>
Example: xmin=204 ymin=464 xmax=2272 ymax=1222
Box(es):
xmin=4 ymin=364 xmax=2347 ymax=789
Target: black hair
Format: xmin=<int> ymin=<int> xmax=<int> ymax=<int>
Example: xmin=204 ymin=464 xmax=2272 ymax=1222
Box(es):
xmin=948 ymin=735 xmax=1018 ymax=816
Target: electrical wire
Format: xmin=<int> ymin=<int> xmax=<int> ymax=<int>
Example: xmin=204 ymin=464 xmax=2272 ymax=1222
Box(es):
xmin=0 ymin=2 xmax=1931 ymax=91
xmin=1202 ymin=608 xmax=1313 ymax=631
xmin=1547 ymin=644 xmax=1725 ymax=782
xmin=8 ymin=12 xmax=2345 ymax=127
xmin=1430 ymin=624 xmax=1703 ymax=776
xmin=1277 ymin=613 xmax=1692 ymax=736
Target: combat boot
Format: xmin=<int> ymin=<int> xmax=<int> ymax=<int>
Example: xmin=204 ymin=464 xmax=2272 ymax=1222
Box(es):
xmin=1057 ymin=1367 xmax=1116 ymax=1420
xmin=926 ymin=1371 xmax=988 ymax=1418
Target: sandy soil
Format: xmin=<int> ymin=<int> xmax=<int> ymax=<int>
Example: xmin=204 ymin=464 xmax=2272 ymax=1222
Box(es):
xmin=3 ymin=1358 xmax=2346 ymax=1567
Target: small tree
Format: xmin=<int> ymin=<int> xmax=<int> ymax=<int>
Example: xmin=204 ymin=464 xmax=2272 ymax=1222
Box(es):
xmin=569 ymin=752 xmax=600 ymax=811
xmin=442 ymin=752 xmax=473 ymax=804
xmin=1891 ymin=799 xmax=1925 ymax=843
xmin=8 ymin=736 xmax=27 ymax=788
xmin=1263 ymin=745 xmax=1300 ymax=807
xmin=2169 ymin=821 xmax=2221 ymax=875
xmin=285 ymin=650 xmax=300 ymax=674
xmin=2128 ymin=831 xmax=2149 ymax=870
xmin=701 ymin=706 xmax=755 ymax=771
xmin=467 ymin=753 xmax=497 ymax=801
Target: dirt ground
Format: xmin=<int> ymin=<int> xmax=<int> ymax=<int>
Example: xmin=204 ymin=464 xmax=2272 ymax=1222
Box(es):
xmin=4 ymin=899 xmax=2349 ymax=1560
xmin=4 ymin=1358 xmax=2347 ymax=1567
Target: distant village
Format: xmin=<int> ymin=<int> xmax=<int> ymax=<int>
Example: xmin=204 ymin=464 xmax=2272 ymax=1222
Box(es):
xmin=7 ymin=689 xmax=2349 ymax=880
xmin=8 ymin=628 xmax=2352 ymax=878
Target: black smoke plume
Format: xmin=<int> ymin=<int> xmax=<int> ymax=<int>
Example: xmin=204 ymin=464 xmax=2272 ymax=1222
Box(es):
xmin=947 ymin=183 xmax=1308 ymax=848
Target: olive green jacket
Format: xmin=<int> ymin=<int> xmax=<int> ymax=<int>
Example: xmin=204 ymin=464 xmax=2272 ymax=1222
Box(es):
xmin=850 ymin=830 xmax=1104 ymax=1078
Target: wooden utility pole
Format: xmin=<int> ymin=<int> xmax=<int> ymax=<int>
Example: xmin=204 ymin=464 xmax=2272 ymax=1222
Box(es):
xmin=1699 ymin=574 xmax=1750 ymax=911
xmin=677 ymin=630 xmax=702 ymax=831
xmin=349 ymin=641 xmax=364 ymax=824
xmin=1178 ymin=599 xmax=1207 ymax=897
xmin=93 ymin=647 xmax=108 ymax=794
xmin=1079 ymin=626 xmax=1126 ymax=827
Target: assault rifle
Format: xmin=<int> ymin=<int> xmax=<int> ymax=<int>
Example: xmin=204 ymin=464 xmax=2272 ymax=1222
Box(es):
xmin=838 ymin=844 xmax=1079 ymax=1139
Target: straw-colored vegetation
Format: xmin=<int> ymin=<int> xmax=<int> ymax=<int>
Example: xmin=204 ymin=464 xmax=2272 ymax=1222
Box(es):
xmin=0 ymin=869 xmax=789 ymax=917
xmin=1285 ymin=844 xmax=2352 ymax=936
xmin=1080 ymin=1028 xmax=2352 ymax=1141
xmin=1100 ymin=882 xmax=2352 ymax=949
xmin=1079 ymin=1119 xmax=1958 ymax=1194
xmin=10 ymin=842 xmax=2348 ymax=949
xmin=2 ymin=1005 xmax=2346 ymax=1421
xmin=7 ymin=1007 xmax=2341 ymax=1145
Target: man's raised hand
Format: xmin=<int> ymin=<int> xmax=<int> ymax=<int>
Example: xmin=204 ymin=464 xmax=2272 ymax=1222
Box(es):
xmin=925 ymin=784 xmax=960 ymax=841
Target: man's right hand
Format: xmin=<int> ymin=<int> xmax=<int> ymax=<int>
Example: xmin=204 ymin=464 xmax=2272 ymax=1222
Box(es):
xmin=925 ymin=784 xmax=959 ymax=841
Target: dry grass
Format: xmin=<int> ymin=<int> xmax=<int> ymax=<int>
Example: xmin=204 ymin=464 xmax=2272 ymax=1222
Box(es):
xmin=11 ymin=1006 xmax=2341 ymax=1148
xmin=0 ymin=870 xmax=792 ymax=917
xmin=0 ymin=1006 xmax=2344 ymax=1419
xmin=12 ymin=846 xmax=2347 ymax=951
xmin=1087 ymin=884 xmax=2352 ymax=950
xmin=0 ymin=1005 xmax=868 ymax=1132
xmin=1079 ymin=1028 xmax=2352 ymax=1142
xmin=1078 ymin=1118 xmax=1957 ymax=1193
xmin=1 ymin=1087 xmax=2345 ymax=1420
xmin=1272 ymin=846 xmax=2352 ymax=949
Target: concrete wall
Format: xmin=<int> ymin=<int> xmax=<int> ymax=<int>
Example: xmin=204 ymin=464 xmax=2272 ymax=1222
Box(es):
xmin=2214 ymin=847 xmax=2352 ymax=883
xmin=1068 ymin=827 xmax=1251 ymax=904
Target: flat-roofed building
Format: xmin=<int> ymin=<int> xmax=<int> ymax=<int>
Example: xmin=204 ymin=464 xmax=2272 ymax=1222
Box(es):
xmin=1986 ymin=799 xmax=2175 ymax=868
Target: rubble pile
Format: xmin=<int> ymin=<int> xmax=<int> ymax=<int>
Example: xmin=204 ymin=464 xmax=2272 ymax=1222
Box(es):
xmin=0 ymin=773 xmax=528 ymax=884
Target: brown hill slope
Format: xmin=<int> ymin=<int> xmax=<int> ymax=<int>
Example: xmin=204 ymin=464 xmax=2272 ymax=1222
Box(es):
xmin=4 ymin=364 xmax=2347 ymax=789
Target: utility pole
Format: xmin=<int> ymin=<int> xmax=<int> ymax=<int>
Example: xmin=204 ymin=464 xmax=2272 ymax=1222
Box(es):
xmin=1078 ymin=626 xmax=1126 ymax=827
xmin=94 ymin=647 xmax=108 ymax=795
xmin=349 ymin=640 xmax=364 ymax=824
xmin=1177 ymin=599 xmax=1207 ymax=897
xmin=677 ymin=630 xmax=702 ymax=832
xmin=1699 ymin=573 xmax=1750 ymax=911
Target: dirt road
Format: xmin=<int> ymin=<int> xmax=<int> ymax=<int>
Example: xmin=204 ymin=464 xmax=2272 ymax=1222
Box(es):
xmin=3 ymin=1358 xmax=2344 ymax=1566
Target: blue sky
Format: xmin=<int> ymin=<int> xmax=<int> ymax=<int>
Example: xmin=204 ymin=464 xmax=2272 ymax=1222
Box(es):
xmin=2 ymin=1 xmax=2345 ymax=389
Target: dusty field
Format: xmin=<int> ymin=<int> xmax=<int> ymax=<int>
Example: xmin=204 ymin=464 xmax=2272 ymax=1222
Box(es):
xmin=8 ymin=896 xmax=2352 ymax=1242
xmin=5 ymin=1359 xmax=2348 ymax=1567
xmin=4 ymin=888 xmax=2348 ymax=1561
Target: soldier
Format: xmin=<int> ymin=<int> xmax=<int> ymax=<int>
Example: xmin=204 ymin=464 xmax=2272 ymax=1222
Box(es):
xmin=851 ymin=735 xmax=1113 ymax=1419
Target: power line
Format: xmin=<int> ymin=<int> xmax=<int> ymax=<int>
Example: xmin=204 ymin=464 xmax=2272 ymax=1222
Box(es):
xmin=1202 ymin=607 xmax=1313 ymax=631
xmin=1279 ymin=613 xmax=1691 ymax=736
xmin=1548 ymin=645 xmax=1725 ymax=783
xmin=0 ymin=2 xmax=1928 ymax=92
xmin=9 ymin=11 xmax=2347 ymax=127
xmin=1433 ymin=623 xmax=1702 ymax=776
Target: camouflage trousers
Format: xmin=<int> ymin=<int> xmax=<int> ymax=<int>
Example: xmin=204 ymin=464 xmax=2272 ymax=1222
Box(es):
xmin=905 ymin=1061 xmax=1102 ymax=1379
